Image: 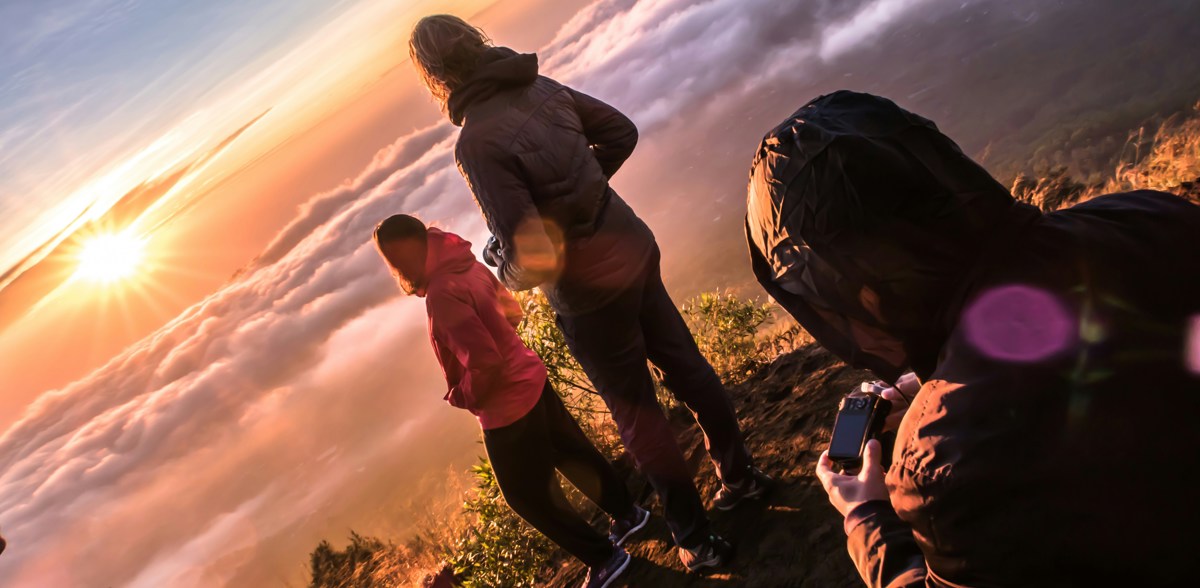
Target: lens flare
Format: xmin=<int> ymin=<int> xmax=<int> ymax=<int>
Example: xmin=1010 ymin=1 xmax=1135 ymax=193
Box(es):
xmin=76 ymin=231 xmax=147 ymax=283
xmin=964 ymin=285 xmax=1076 ymax=363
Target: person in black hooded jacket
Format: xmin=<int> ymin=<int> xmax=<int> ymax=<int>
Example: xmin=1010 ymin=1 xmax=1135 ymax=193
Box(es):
xmin=747 ymin=90 xmax=1200 ymax=587
xmin=407 ymin=15 xmax=770 ymax=572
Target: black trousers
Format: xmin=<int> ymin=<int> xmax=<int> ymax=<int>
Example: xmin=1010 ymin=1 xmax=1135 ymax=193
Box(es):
xmin=556 ymin=252 xmax=753 ymax=548
xmin=483 ymin=381 xmax=634 ymax=568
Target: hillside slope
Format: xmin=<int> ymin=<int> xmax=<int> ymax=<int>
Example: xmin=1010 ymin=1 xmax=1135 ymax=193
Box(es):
xmin=315 ymin=102 xmax=1200 ymax=588
xmin=541 ymin=344 xmax=872 ymax=587
xmin=536 ymin=102 xmax=1200 ymax=587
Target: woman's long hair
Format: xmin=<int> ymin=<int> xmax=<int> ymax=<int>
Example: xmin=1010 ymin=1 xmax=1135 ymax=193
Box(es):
xmin=409 ymin=15 xmax=491 ymax=111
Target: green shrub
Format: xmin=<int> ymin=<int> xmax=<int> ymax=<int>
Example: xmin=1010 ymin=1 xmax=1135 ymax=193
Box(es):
xmin=513 ymin=290 xmax=622 ymax=458
xmin=445 ymin=460 xmax=556 ymax=588
xmin=681 ymin=291 xmax=774 ymax=383
xmin=307 ymin=290 xmax=802 ymax=587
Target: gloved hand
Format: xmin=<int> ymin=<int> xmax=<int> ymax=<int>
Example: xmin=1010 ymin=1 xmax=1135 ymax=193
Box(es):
xmin=483 ymin=235 xmax=503 ymax=268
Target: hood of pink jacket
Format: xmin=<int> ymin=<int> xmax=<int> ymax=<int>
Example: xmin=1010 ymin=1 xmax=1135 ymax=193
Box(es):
xmin=424 ymin=226 xmax=475 ymax=279
xmin=417 ymin=227 xmax=476 ymax=296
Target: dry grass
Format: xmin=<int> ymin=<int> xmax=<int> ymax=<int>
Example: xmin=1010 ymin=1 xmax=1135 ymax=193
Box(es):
xmin=1105 ymin=101 xmax=1200 ymax=199
xmin=1013 ymin=100 xmax=1200 ymax=211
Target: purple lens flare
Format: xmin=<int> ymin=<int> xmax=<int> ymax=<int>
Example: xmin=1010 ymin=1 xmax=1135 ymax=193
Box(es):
xmin=964 ymin=285 xmax=1077 ymax=363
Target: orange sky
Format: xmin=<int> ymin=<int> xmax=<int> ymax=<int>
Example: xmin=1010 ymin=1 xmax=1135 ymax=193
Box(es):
xmin=0 ymin=0 xmax=588 ymax=431
xmin=0 ymin=1 xmax=596 ymax=585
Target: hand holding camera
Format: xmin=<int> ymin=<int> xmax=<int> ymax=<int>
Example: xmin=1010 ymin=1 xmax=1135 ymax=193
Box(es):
xmin=827 ymin=384 xmax=893 ymax=474
xmin=816 ymin=379 xmax=901 ymax=519
xmin=817 ymin=438 xmax=889 ymax=518
xmin=815 ymin=373 xmax=922 ymax=519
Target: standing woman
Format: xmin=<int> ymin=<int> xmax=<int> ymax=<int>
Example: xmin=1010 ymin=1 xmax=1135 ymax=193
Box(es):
xmin=408 ymin=14 xmax=770 ymax=572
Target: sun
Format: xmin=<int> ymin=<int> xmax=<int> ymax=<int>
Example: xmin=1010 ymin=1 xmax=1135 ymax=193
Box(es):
xmin=76 ymin=231 xmax=148 ymax=283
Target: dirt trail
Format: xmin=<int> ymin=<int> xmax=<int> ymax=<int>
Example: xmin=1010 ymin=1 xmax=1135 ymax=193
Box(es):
xmin=542 ymin=344 xmax=872 ymax=587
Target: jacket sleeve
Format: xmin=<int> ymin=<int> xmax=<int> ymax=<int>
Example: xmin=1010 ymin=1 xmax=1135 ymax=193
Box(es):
xmin=844 ymin=501 xmax=932 ymax=588
xmin=428 ymin=289 xmax=505 ymax=409
xmin=455 ymin=144 xmax=559 ymax=291
xmin=569 ymin=88 xmax=638 ymax=178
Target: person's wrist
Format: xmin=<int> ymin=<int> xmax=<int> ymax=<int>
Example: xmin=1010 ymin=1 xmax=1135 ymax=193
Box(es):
xmin=843 ymin=499 xmax=892 ymax=535
xmin=840 ymin=499 xmax=868 ymax=518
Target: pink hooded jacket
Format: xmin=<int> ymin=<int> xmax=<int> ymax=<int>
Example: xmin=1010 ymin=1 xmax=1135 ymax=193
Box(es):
xmin=421 ymin=228 xmax=547 ymax=429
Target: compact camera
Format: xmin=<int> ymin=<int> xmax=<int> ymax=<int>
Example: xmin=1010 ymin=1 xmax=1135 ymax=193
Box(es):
xmin=828 ymin=383 xmax=893 ymax=473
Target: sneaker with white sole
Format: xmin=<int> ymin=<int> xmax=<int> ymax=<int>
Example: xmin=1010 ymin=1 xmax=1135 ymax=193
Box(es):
xmin=712 ymin=467 xmax=773 ymax=511
xmin=608 ymin=505 xmax=650 ymax=547
xmin=678 ymin=534 xmax=733 ymax=573
xmin=585 ymin=547 xmax=631 ymax=588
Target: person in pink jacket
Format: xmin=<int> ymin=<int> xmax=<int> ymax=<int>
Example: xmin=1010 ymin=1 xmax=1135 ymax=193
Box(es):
xmin=373 ymin=214 xmax=648 ymax=588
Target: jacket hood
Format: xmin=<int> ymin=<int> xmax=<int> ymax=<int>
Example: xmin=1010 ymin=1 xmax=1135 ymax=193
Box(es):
xmin=746 ymin=91 xmax=1041 ymax=382
xmin=421 ymin=228 xmax=477 ymax=293
xmin=447 ymin=46 xmax=539 ymax=126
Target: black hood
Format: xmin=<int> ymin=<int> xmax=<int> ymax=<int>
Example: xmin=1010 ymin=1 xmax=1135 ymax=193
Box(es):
xmin=447 ymin=46 xmax=539 ymax=126
xmin=745 ymin=91 xmax=1042 ymax=382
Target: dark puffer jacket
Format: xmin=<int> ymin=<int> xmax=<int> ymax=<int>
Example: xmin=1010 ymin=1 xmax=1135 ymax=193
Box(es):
xmin=450 ymin=47 xmax=656 ymax=316
xmin=747 ymin=91 xmax=1200 ymax=586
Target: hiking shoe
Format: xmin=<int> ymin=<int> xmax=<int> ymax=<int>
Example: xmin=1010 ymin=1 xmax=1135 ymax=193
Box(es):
xmin=585 ymin=547 xmax=631 ymax=588
xmin=679 ymin=534 xmax=733 ymax=573
xmin=609 ymin=505 xmax=651 ymax=547
xmin=713 ymin=467 xmax=774 ymax=510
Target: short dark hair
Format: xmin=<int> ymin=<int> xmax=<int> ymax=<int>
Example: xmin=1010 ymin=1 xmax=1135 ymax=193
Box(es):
xmin=373 ymin=214 xmax=427 ymax=245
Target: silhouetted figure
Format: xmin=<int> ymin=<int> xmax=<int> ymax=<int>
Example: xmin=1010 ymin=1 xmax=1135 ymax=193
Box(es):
xmin=373 ymin=215 xmax=644 ymax=588
xmin=747 ymin=90 xmax=1200 ymax=586
xmin=408 ymin=14 xmax=770 ymax=571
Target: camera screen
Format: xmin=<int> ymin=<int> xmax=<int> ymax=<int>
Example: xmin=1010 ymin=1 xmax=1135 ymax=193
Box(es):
xmin=829 ymin=412 xmax=869 ymax=459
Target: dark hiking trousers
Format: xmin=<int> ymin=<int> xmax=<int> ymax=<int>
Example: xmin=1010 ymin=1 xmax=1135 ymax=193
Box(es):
xmin=483 ymin=381 xmax=635 ymax=568
xmin=555 ymin=251 xmax=753 ymax=548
